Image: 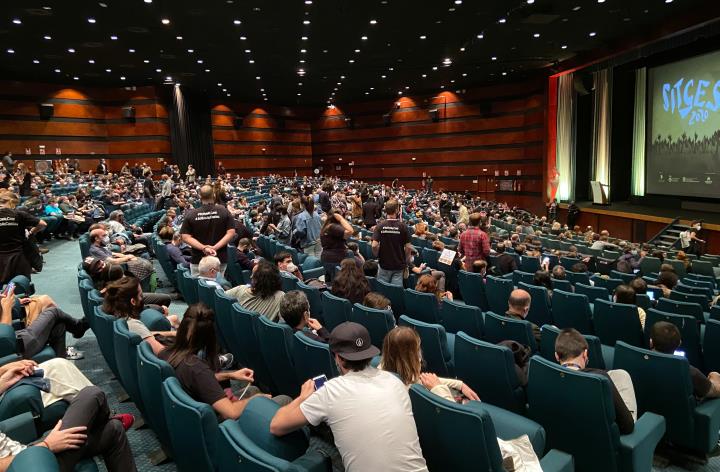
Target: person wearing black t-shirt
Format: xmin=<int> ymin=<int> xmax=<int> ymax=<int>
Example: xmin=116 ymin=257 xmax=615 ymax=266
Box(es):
xmin=0 ymin=191 xmax=47 ymax=284
xmin=372 ymin=199 xmax=411 ymax=286
xmin=650 ymin=321 xmax=720 ymax=400
xmin=554 ymin=328 xmax=635 ymax=435
xmin=180 ymin=184 xmax=236 ymax=277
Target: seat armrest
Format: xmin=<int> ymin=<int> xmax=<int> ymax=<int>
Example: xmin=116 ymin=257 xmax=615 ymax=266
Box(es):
xmin=693 ymin=398 xmax=720 ymax=453
xmin=0 ymin=354 xmax=22 ymax=368
xmin=475 ymin=402 xmax=545 ymax=456
xmin=619 ymin=412 xmax=665 ymax=472
xmin=289 ymin=452 xmax=331 ymax=472
xmin=7 ymin=446 xmax=59 ymax=472
xmin=539 ymin=449 xmax=574 ymax=472
xmin=0 ymin=412 xmax=38 ymax=444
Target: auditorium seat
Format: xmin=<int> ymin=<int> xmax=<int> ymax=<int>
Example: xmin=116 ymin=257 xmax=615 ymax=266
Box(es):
xmin=136 ymin=342 xmax=175 ymax=459
xmin=216 ymin=398 xmax=330 ymax=472
xmin=512 ymin=270 xmax=535 ymax=287
xmin=161 ymin=377 xmax=219 ymax=472
xmin=92 ymin=306 xmax=121 ymax=380
xmin=408 ymin=384 xmax=573 ymax=472
xmin=376 ymin=279 xmax=406 ymax=317
xmin=566 ymin=271 xmax=591 ymax=286
xmin=518 ymin=282 xmax=553 ymax=328
xmin=454 ymin=332 xmax=526 ymax=414
xmin=292 ymin=331 xmax=338 ymax=382
xmin=180 ymin=271 xmax=199 ymax=305
xmin=457 ymin=270 xmax=489 ymax=311
xmin=230 ymin=303 xmax=277 ymax=395
xmin=296 ymin=281 xmax=323 ymax=318
xmin=528 ymin=356 xmax=665 ymax=472
xmin=439 ymin=299 xmax=483 ymax=339
xmin=575 ymin=282 xmax=610 ymax=305
xmin=485 ymin=276 xmax=513 ymax=315
xmin=669 ymin=290 xmax=710 ymax=312
xmin=691 ymin=260 xmax=718 ymax=280
xmin=674 ymin=282 xmax=713 ymax=300
xmin=320 ymin=292 xmax=352 ymax=332
xmin=350 ymin=303 xmax=395 ymax=348
xmin=703 ymin=319 xmax=720 ymax=374
xmin=254 ymin=316 xmax=300 ymax=397
xmin=112 ymin=319 xmax=146 ymax=420
xmin=551 ymin=278 xmax=573 ymax=292
xmin=551 ymin=289 xmax=594 ymax=334
xmin=614 ymin=342 xmax=720 ymax=456
xmin=540 ymin=325 xmax=611 ymax=370
xmin=657 ymin=297 xmax=707 ymax=324
xmin=399 ymin=315 xmax=454 ymax=378
xmin=483 ymin=311 xmax=538 ymax=352
xmin=644 ymin=308 xmax=702 ymax=370
xmin=639 ymin=256 xmax=662 ymax=276
xmin=404 ymin=289 xmax=442 ymax=324
xmin=592 ymin=299 xmax=645 ymax=348
xmin=519 ymin=256 xmax=541 ymax=273
xmin=590 ymin=275 xmax=623 ymax=293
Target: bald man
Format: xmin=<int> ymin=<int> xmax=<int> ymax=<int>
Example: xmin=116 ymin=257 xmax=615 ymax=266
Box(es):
xmin=505 ymin=288 xmax=541 ymax=346
xmin=180 ymin=184 xmax=236 ymax=276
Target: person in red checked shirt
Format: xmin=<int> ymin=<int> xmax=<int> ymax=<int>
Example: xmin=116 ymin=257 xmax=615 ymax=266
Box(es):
xmin=458 ymin=212 xmax=490 ymax=272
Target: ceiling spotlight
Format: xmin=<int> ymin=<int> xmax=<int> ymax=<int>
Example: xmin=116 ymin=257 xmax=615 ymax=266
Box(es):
xmin=460 ymin=47 xmax=465 ymax=52
xmin=305 ymin=0 xmax=312 ymax=4
xmin=419 ymin=35 xmax=427 ymax=39
xmin=233 ymin=19 xmax=241 ymax=25
xmin=422 ymin=74 xmax=427 ymax=78
xmin=348 ymin=59 xmax=354 ymax=63
xmin=299 ymin=59 xmax=305 ymax=63
xmin=88 ymin=18 xmax=96 ymax=23
xmin=303 ymin=20 xmax=310 ymax=24
xmin=370 ymin=19 xmax=377 ymax=24
xmin=248 ymin=59 xmax=254 ymax=63
xmin=533 ymin=33 xmax=540 ymax=38
xmin=166 ymin=76 xmax=172 ymax=81
xmin=142 ymin=59 xmax=149 ymax=63
xmin=6 ymin=49 xmax=14 ymax=54
xmin=110 ymin=35 xmax=118 ymax=40
xmin=12 ymin=19 xmax=21 ymax=25
xmin=665 ymin=0 xmax=673 ymax=2
xmin=105 ymin=68 xmax=111 ymax=72
xmin=176 ymin=36 xmax=183 ymax=40
xmin=161 ymin=18 xmax=170 ymax=25
xmin=354 ymin=49 xmax=360 ymax=53
xmin=527 ymin=0 xmax=535 ymax=3
xmin=432 ymin=66 xmax=438 ymax=70
xmin=156 ymin=68 xmax=162 ymax=72
xmin=443 ymin=57 xmax=452 ymax=65
xmin=398 ymin=91 xmax=403 ymax=95
xmin=491 ymin=56 xmax=497 ymax=60
xmin=197 ymin=59 xmax=203 ymax=63
xmin=301 ymin=36 xmax=308 ymax=40
xmin=89 ymin=59 xmax=96 ymax=63
xmin=204 ymin=68 xmax=210 ymax=72
xmin=120 ymin=76 xmax=126 ymax=80
xmin=255 ymin=76 xmax=261 ymax=79
xmin=477 ymin=33 xmax=484 ymax=39
xmin=67 ymin=48 xmax=75 ymax=53
xmin=33 ymin=59 xmax=39 ymax=64
xmin=144 ymin=0 xmax=152 ymax=3
xmin=561 ymin=44 xmax=568 ymax=49
xmin=598 ymin=0 xmax=606 ymax=2
xmin=502 ymin=72 xmax=507 ymax=76
xmin=589 ymin=31 xmax=596 ymax=36
xmin=381 ymin=74 xmax=386 ymax=78
xmin=54 ymin=68 xmax=61 ymax=73
xmin=300 ymin=49 xmax=307 ymax=53
xmin=240 ymin=36 xmax=246 ymax=40
xmin=128 ymin=48 xmax=135 ymax=53
xmin=188 ymin=49 xmax=195 ymax=53
xmin=498 ymin=18 xmax=506 ymax=23
xmin=361 ymin=35 xmax=368 ymax=40
xmin=297 ymin=69 xmax=305 ymax=75
xmin=44 ymin=35 xmax=51 ymax=40
xmin=73 ymin=76 xmax=79 ymax=80
xmin=454 ymin=0 xmax=462 ymax=4
xmin=462 ymin=72 xmax=467 ymax=76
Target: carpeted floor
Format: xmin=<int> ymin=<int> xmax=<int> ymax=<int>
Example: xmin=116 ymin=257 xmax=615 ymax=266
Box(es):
xmin=34 ymin=238 xmax=720 ymax=471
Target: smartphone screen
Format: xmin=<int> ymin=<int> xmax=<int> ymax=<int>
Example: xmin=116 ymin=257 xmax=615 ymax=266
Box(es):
xmin=647 ymin=291 xmax=655 ymax=301
xmin=313 ymin=374 xmax=328 ymax=390
xmin=542 ymin=257 xmax=550 ymax=266
xmin=2 ymin=282 xmax=15 ymax=297
xmin=673 ymin=350 xmax=686 ymax=358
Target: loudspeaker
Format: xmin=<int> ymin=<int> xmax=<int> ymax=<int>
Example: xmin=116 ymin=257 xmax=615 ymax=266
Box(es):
xmin=573 ymin=74 xmax=594 ymax=96
xmin=383 ymin=113 xmax=392 ymax=126
xmin=121 ymin=106 xmax=135 ymax=120
xmin=429 ymin=108 xmax=439 ymax=122
xmin=233 ymin=117 xmax=243 ymax=129
xmin=344 ymin=117 xmax=354 ymax=129
xmin=39 ymin=103 xmax=54 ymax=119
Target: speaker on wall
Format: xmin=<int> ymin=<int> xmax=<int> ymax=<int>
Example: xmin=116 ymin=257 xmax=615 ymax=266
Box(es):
xmin=429 ymin=108 xmax=439 ymax=122
xmin=383 ymin=113 xmax=392 ymax=126
xmin=121 ymin=106 xmax=136 ymax=120
xmin=233 ymin=117 xmax=244 ymax=129
xmin=39 ymin=103 xmax=54 ymax=119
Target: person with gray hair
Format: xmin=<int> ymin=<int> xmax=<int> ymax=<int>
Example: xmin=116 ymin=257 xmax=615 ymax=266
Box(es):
xmin=279 ymin=291 xmax=329 ymax=342
xmin=197 ymin=255 xmax=230 ymax=290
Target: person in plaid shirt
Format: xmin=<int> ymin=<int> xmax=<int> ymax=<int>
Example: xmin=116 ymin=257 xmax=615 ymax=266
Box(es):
xmin=458 ymin=212 xmax=490 ymax=271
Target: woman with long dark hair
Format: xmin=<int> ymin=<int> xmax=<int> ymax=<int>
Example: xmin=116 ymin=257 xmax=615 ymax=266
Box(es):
xmin=225 ymin=260 xmax=284 ymax=320
xmin=320 ymin=210 xmax=354 ymax=283
xmin=331 ymin=258 xmax=371 ymax=304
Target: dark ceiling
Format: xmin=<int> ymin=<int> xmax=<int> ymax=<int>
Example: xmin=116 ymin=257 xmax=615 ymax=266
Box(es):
xmin=0 ymin=0 xmax=714 ymax=105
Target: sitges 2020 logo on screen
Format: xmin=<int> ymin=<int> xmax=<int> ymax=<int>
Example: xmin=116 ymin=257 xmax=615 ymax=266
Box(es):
xmin=662 ymin=78 xmax=720 ymax=126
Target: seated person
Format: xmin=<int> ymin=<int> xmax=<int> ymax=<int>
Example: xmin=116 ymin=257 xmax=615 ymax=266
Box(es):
xmin=407 ymin=249 xmax=447 ymax=291
xmin=331 ymin=259 xmax=370 ymax=304
xmin=159 ymin=304 xmax=285 ymax=420
xmin=471 ymin=259 xmax=487 ymax=276
xmin=226 ymin=260 xmax=284 ymax=321
xmin=88 ymin=227 xmax=155 ymax=283
xmin=1 ymin=287 xmax=89 ymax=360
xmin=493 ymin=243 xmax=518 ymax=275
xmin=554 ymin=328 xmax=635 ymax=434
xmin=197 ymin=256 xmax=231 ymax=290
xmin=533 ymin=270 xmax=553 ymax=296
xmin=414 ymin=273 xmax=453 ymax=303
xmin=614 ymin=284 xmax=646 ymax=329
xmin=650 ymin=321 xmax=720 ymax=399
xmin=279 ymin=291 xmax=329 ymax=342
xmin=362 ymin=259 xmax=378 ymax=278
xmin=551 ymin=265 xmax=569 ymax=284
xmin=235 ymin=238 xmax=258 ymax=271
xmin=274 ymin=251 xmax=303 ymax=281
xmin=362 ymin=292 xmax=391 ymax=310
xmin=505 ymin=289 xmax=541 ymax=346
xmin=102 ymin=276 xmax=178 ymax=355
xmin=381 ymin=326 xmax=479 ymax=402
xmin=84 ymin=257 xmax=172 ymax=308
xmin=159 ymin=227 xmax=191 ymax=268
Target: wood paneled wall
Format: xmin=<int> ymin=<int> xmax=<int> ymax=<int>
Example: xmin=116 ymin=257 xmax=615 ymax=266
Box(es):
xmin=0 ymin=81 xmax=170 ymax=172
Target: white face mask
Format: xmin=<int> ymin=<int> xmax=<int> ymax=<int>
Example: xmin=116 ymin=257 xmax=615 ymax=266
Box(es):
xmin=286 ymin=262 xmax=298 ymax=273
xmin=101 ymin=236 xmax=110 ymax=246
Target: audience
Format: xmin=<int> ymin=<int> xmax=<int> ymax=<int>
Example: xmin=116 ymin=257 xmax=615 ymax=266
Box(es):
xmin=279 ymin=291 xmax=329 ymax=342
xmin=372 ymin=199 xmax=412 ymax=286
xmin=505 ymin=289 xmax=541 ymax=346
xmin=614 ymin=284 xmax=646 ymax=329
xmin=331 ymin=259 xmax=370 ymax=304
xmin=226 ymin=260 xmax=284 ymax=320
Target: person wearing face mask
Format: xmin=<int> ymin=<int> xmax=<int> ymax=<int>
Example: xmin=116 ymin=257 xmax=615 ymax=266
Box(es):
xmin=235 ymin=238 xmax=259 ymax=271
xmin=88 ymin=228 xmax=136 ymax=265
xmin=679 ymin=220 xmax=705 ymax=256
xmin=274 ymin=251 xmax=303 ymax=281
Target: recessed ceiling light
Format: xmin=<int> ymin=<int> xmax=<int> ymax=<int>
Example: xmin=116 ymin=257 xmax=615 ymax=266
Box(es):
xmin=233 ymin=19 xmax=241 ymax=25
xmin=161 ymin=18 xmax=170 ymax=25
xmin=561 ymin=44 xmax=568 ymax=49
xmin=188 ymin=49 xmax=194 ymax=53
xmin=443 ymin=57 xmax=452 ymax=65
xmin=33 ymin=59 xmax=39 ymax=64
xmin=491 ymin=56 xmax=497 ymax=60
xmin=305 ymin=0 xmax=312 ymax=4
xmin=144 ymin=0 xmax=152 ymax=3
xmin=589 ymin=31 xmax=596 ymax=36
xmin=176 ymin=36 xmax=183 ymax=40
xmin=299 ymin=59 xmax=305 ymax=63
xmin=336 ymin=81 xmax=341 ymax=85
xmin=43 ymin=6 xmax=52 ymax=10
xmin=68 ymin=48 xmax=75 ymax=53
xmin=303 ymin=20 xmax=310 ymax=24
xmin=255 ymin=76 xmax=261 ymax=79
xmin=477 ymin=33 xmax=484 ymax=39
xmin=340 ymin=75 xmax=346 ymax=79
xmin=128 ymin=48 xmax=135 ymax=53
xmin=240 ymin=36 xmax=246 ymax=40
xmin=110 ymin=35 xmax=118 ymax=40
xmin=120 ymin=76 xmax=126 ymax=80
xmin=300 ymin=49 xmax=307 ymax=53
xmin=354 ymin=49 xmax=360 ymax=53
xmin=454 ymin=0 xmax=462 ymax=4
xmin=370 ymin=87 xmax=374 ymax=90
xmin=197 ymin=59 xmax=203 ymax=64
xmin=6 ymin=49 xmax=14 ymax=54
xmin=572 ymin=5 xmax=581 ymax=11
xmin=142 ymin=59 xmax=149 ymax=63
xmin=462 ymin=73 xmax=467 ymax=76
xmin=156 ymin=68 xmax=162 ymax=72
xmin=422 ymin=74 xmax=427 ymax=78
xmin=361 ymin=35 xmax=368 ymax=41
xmin=502 ymin=72 xmax=507 ymax=76
xmin=248 ymin=59 xmax=254 ymax=63
xmin=527 ymin=0 xmax=535 ymax=3
xmin=204 ymin=68 xmax=210 ymax=72
xmin=665 ymin=0 xmax=673 ymax=3
xmin=598 ymin=0 xmax=605 ymax=2
xmin=381 ymin=74 xmax=386 ymax=78
xmin=498 ymin=18 xmax=506 ymax=23
xmin=460 ymin=47 xmax=465 ymax=52
xmin=166 ymin=76 xmax=173 ymax=81
xmin=365 ymin=92 xmax=369 ymax=95
xmin=88 ymin=18 xmax=96 ymax=23
xmin=43 ymin=35 xmax=51 ymax=40
xmin=301 ymin=36 xmax=308 ymax=40
xmin=12 ymin=19 xmax=21 ymax=25
xmin=54 ymin=68 xmax=61 ymax=73
xmin=73 ymin=76 xmax=79 ymax=80
xmin=297 ymin=93 xmax=301 ymax=96
xmin=106 ymin=68 xmax=112 ymax=72
xmin=89 ymin=59 xmax=95 ymax=64
xmin=419 ymin=35 xmax=427 ymax=39
xmin=432 ymin=66 xmax=438 ymax=70
xmin=533 ymin=33 xmax=540 ymax=38
xmin=370 ymin=19 xmax=377 ymax=24
xmin=398 ymin=91 xmax=402 ymax=95
xmin=348 ymin=59 xmax=354 ymax=63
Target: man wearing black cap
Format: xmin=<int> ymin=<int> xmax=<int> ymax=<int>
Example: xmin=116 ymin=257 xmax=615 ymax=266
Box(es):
xmin=270 ymin=322 xmax=428 ymax=472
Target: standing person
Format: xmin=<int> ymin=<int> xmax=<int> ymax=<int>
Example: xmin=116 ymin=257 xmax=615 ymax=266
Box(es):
xmin=426 ymin=175 xmax=433 ymax=194
xmin=158 ymin=174 xmax=173 ymax=210
xmin=142 ymin=171 xmax=156 ymax=208
xmin=185 ymin=164 xmax=196 ymax=183
xmin=96 ymin=158 xmax=108 ymax=175
xmin=547 ymin=198 xmax=558 ymax=222
xmin=362 ymin=194 xmax=380 ymax=230
xmin=1 ymin=151 xmax=14 ymax=172
xmin=372 ymin=199 xmax=412 ymax=286
xmin=320 ymin=211 xmax=353 ymax=283
xmin=679 ymin=221 xmax=705 ymax=256
xmin=293 ymin=197 xmax=322 ymax=258
xmin=457 ymin=212 xmax=490 ymax=271
xmin=270 ymin=322 xmax=428 ymax=472
xmin=0 ymin=191 xmax=47 ymax=284
xmin=217 ymin=161 xmax=226 ymax=176
xmin=567 ymin=201 xmax=580 ymax=229
xmin=180 ymin=184 xmax=236 ymax=276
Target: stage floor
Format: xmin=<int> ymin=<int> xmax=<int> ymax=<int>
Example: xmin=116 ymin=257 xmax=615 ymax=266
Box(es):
xmin=568 ymin=201 xmax=720 ymax=226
